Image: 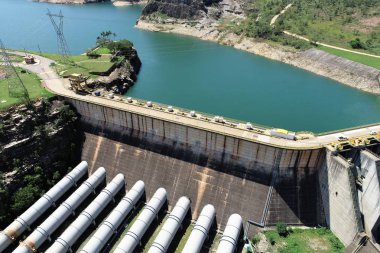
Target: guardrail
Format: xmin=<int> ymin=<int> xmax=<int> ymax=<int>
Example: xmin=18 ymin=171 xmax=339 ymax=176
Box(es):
xmin=94 ymin=92 xmax=272 ymax=136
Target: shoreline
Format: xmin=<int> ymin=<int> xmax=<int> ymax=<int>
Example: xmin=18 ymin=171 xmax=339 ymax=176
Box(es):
xmin=112 ymin=0 xmax=147 ymax=6
xmin=136 ymin=20 xmax=380 ymax=95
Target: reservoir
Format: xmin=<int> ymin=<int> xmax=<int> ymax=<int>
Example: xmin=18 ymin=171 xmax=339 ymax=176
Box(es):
xmin=1 ymin=0 xmax=379 ymax=132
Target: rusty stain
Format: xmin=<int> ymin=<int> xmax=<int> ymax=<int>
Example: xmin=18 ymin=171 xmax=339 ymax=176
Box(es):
xmin=89 ymin=136 xmax=104 ymax=174
xmin=192 ymin=167 xmax=210 ymax=218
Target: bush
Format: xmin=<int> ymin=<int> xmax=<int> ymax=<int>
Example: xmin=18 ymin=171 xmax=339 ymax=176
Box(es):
xmin=328 ymin=235 xmax=344 ymax=251
xmin=276 ymin=222 xmax=288 ymax=237
xmin=107 ymin=40 xmax=134 ymax=56
xmin=252 ymin=234 xmax=261 ymax=245
xmin=268 ymin=234 xmax=276 ymax=245
xmin=349 ymin=38 xmax=367 ymax=49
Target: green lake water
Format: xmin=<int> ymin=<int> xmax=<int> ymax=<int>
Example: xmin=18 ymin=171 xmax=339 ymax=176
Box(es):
xmin=1 ymin=0 xmax=379 ymax=132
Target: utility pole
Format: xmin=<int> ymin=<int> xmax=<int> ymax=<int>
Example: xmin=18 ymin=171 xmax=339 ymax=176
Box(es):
xmin=47 ymin=9 xmax=71 ymax=63
xmin=0 ymin=39 xmax=30 ymax=104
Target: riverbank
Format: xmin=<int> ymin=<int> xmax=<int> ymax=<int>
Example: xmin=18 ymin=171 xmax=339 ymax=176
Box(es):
xmin=136 ymin=19 xmax=380 ymax=95
xmin=112 ymin=0 xmax=147 ymax=6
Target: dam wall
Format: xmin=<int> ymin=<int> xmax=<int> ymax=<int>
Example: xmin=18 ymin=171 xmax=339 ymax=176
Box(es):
xmin=318 ymin=148 xmax=363 ymax=246
xmin=358 ymin=150 xmax=380 ymax=244
xmin=66 ymin=97 xmax=325 ymax=230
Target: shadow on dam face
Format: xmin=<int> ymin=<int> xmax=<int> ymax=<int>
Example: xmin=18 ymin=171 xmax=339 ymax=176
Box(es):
xmin=80 ymin=122 xmax=321 ymax=230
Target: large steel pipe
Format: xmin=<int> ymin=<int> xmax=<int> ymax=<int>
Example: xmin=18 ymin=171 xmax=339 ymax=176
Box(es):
xmin=215 ymin=214 xmax=242 ymax=253
xmin=79 ymin=180 xmax=145 ymax=253
xmin=114 ymin=188 xmax=167 ymax=253
xmin=148 ymin=196 xmax=190 ymax=253
xmin=0 ymin=161 xmax=88 ymax=253
xmin=12 ymin=167 xmax=106 ymax=253
xmin=45 ymin=173 xmax=125 ymax=253
xmin=182 ymin=204 xmax=215 ymax=253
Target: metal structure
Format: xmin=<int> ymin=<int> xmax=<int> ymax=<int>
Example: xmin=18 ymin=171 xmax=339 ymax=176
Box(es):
xmin=182 ymin=204 xmax=216 ymax=253
xmin=148 ymin=196 xmax=191 ymax=253
xmin=46 ymin=9 xmax=71 ymax=62
xmin=13 ymin=167 xmax=106 ymax=253
xmin=216 ymin=214 xmax=242 ymax=253
xmin=0 ymin=161 xmax=88 ymax=253
xmin=114 ymin=188 xmax=167 ymax=253
xmin=45 ymin=174 xmax=125 ymax=253
xmin=79 ymin=180 xmax=145 ymax=253
xmin=0 ymin=39 xmax=30 ymax=102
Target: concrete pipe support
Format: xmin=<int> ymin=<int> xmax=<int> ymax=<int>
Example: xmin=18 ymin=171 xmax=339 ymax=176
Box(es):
xmin=0 ymin=161 xmax=88 ymax=253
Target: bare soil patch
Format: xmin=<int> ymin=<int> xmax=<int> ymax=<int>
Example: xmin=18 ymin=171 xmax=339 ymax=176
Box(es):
xmin=360 ymin=16 xmax=380 ymax=28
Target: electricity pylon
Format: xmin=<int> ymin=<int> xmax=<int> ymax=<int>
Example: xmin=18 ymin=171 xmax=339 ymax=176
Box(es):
xmin=0 ymin=39 xmax=30 ymax=104
xmin=47 ymin=9 xmax=71 ymax=62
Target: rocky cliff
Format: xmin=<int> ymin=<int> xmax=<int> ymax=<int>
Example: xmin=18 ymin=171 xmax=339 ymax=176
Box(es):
xmin=86 ymin=43 xmax=142 ymax=94
xmin=141 ymin=0 xmax=241 ymax=20
xmin=33 ymin=0 xmax=107 ymax=4
xmin=142 ymin=0 xmax=208 ymax=19
xmin=0 ymin=98 xmax=83 ymax=226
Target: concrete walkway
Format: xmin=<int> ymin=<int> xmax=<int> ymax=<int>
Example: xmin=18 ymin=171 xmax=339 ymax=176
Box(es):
xmin=283 ymin=31 xmax=380 ymax=59
xmin=8 ymin=51 xmax=380 ymax=150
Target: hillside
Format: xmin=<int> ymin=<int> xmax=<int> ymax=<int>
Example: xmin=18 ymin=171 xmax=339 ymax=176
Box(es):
xmin=140 ymin=0 xmax=380 ymax=67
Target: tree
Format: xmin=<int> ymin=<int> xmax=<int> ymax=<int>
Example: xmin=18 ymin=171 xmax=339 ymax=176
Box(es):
xmin=106 ymin=40 xmax=134 ymax=56
xmin=11 ymin=185 xmax=41 ymax=213
xmin=349 ymin=38 xmax=366 ymax=49
xmin=96 ymin=31 xmax=116 ymax=46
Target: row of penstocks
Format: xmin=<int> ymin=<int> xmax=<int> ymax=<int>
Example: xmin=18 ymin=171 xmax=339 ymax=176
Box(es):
xmin=0 ymin=161 xmax=243 ymax=253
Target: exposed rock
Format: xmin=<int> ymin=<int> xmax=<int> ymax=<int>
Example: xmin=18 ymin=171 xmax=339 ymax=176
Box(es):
xmin=142 ymin=0 xmax=242 ymax=20
xmin=33 ymin=0 xmax=107 ymax=4
xmin=113 ymin=0 xmax=148 ymax=6
xmin=0 ymin=98 xmax=83 ymax=226
xmin=86 ymin=46 xmax=141 ymax=94
xmin=142 ymin=0 xmax=208 ymax=19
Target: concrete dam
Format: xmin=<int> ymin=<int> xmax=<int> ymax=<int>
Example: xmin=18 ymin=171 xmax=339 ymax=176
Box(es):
xmin=61 ymin=94 xmax=380 ymax=250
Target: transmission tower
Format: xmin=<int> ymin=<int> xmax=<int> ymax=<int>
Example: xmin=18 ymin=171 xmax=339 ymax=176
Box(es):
xmin=0 ymin=39 xmax=30 ymax=103
xmin=47 ymin=9 xmax=71 ymax=62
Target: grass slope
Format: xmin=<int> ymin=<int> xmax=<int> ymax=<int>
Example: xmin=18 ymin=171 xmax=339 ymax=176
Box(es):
xmin=262 ymin=228 xmax=344 ymax=253
xmin=318 ymin=45 xmax=380 ymax=69
xmin=40 ymin=53 xmax=114 ymax=78
xmin=0 ymin=68 xmax=53 ymax=110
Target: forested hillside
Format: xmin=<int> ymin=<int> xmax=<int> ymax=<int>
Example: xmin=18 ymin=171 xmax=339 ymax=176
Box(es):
xmin=225 ymin=0 xmax=380 ymax=55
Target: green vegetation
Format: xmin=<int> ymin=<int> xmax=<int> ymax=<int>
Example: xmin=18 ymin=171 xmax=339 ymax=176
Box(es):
xmin=0 ymin=68 xmax=53 ymax=110
xmin=41 ymin=53 xmax=115 ymax=78
xmin=92 ymin=46 xmax=111 ymax=55
xmin=0 ymin=100 xmax=81 ymax=227
xmin=319 ymin=45 xmax=380 ymax=69
xmin=96 ymin=30 xmax=117 ymax=47
xmin=219 ymin=0 xmax=380 ymax=66
xmin=281 ymin=0 xmax=380 ymax=55
xmin=173 ymin=224 xmax=193 ymax=252
xmin=258 ymin=227 xmax=344 ymax=253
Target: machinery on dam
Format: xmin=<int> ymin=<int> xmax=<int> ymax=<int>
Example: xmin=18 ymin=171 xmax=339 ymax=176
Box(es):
xmin=0 ymin=162 xmax=244 ymax=253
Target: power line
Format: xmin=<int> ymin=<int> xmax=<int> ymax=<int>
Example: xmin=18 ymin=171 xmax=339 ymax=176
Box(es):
xmin=47 ymin=9 xmax=71 ymax=62
xmin=0 ymin=39 xmax=30 ymax=104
